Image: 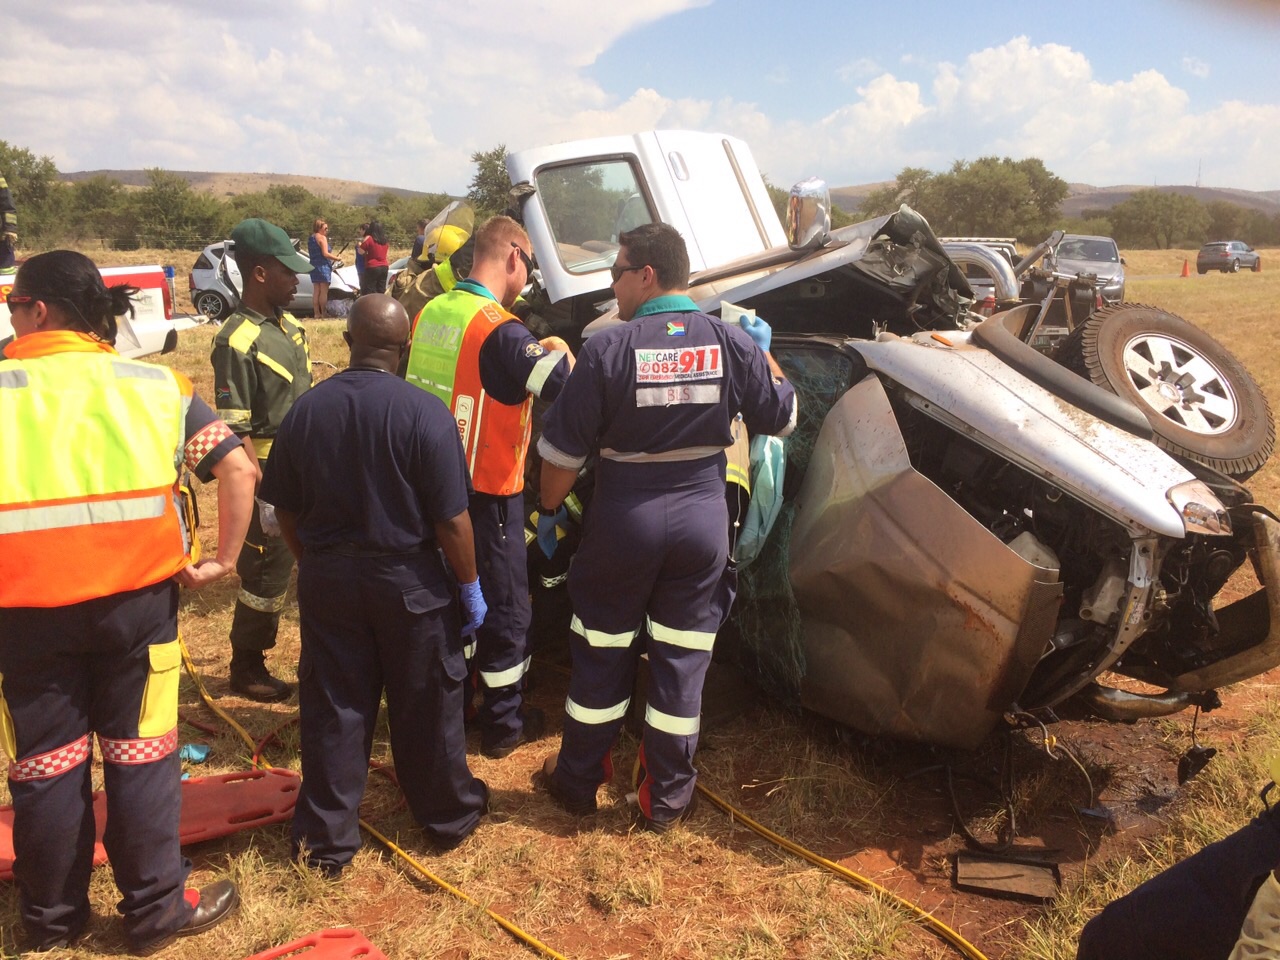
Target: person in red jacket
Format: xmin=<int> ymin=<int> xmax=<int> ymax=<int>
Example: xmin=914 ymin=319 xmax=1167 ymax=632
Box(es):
xmin=358 ymin=220 xmax=390 ymax=295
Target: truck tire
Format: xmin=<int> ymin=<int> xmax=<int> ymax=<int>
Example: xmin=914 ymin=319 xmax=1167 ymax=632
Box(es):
xmin=1055 ymin=303 xmax=1275 ymax=479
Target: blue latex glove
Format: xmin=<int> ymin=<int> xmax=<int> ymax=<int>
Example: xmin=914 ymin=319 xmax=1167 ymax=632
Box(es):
xmin=738 ymin=313 xmax=772 ymax=352
xmin=459 ymin=578 xmax=487 ymax=635
xmin=178 ymin=743 xmax=211 ymax=764
xmin=537 ymin=506 xmax=568 ymax=559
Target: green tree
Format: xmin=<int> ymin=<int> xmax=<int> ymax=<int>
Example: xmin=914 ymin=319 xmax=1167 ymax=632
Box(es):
xmin=930 ymin=157 xmax=1067 ymax=240
xmin=467 ymin=145 xmax=512 ymax=218
xmin=1204 ymin=200 xmax=1247 ymax=243
xmin=858 ymin=167 xmax=935 ymax=219
xmin=1110 ymin=190 xmax=1208 ymax=248
xmin=66 ymin=175 xmax=132 ymax=244
xmin=130 ymin=169 xmax=222 ymax=249
xmin=0 ymin=141 xmax=66 ymax=241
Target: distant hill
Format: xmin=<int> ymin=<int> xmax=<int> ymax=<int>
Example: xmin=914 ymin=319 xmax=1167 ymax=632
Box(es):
xmin=60 ymin=170 xmax=438 ymax=206
xmin=830 ymin=179 xmax=1280 ymax=218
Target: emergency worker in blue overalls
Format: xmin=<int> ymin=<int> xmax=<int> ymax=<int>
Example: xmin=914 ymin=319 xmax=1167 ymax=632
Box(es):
xmin=261 ymin=296 xmax=491 ymax=870
xmin=536 ymin=222 xmax=796 ymax=831
xmin=404 ymin=216 xmax=573 ymax=758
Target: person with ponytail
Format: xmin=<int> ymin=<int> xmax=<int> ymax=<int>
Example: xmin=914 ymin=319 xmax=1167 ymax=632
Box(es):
xmin=0 ymin=250 xmax=255 ymax=953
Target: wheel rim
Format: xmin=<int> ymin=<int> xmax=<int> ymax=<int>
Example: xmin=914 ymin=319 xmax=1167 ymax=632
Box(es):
xmin=196 ymin=293 xmax=222 ymax=318
xmin=1119 ymin=332 xmax=1238 ymax=435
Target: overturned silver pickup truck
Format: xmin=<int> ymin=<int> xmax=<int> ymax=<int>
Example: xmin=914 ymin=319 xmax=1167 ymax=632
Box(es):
xmin=508 ymin=131 xmax=1279 ymax=750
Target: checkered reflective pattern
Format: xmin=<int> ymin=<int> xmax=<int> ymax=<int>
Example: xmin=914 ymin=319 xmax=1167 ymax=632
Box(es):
xmin=8 ymin=734 xmax=91 ymax=782
xmin=184 ymin=419 xmax=235 ymax=472
xmin=98 ymin=727 xmax=178 ymax=765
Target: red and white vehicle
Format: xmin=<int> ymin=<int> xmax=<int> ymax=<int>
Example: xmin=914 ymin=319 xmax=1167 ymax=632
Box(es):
xmin=0 ymin=263 xmax=178 ymax=359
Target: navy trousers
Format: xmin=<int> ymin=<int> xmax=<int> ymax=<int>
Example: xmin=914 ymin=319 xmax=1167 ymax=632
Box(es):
xmin=553 ymin=465 xmax=735 ymax=824
xmin=469 ymin=491 xmax=533 ymax=751
xmin=230 ymin=492 xmax=295 ymax=654
xmin=1077 ymin=804 xmax=1280 ymax=960
xmin=0 ymin=582 xmax=192 ymax=948
xmin=291 ymin=552 xmax=486 ymax=866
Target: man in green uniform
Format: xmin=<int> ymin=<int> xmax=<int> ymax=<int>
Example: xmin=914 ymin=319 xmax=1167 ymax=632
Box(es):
xmin=0 ymin=174 xmax=17 ymax=270
xmin=211 ymin=218 xmax=313 ymax=701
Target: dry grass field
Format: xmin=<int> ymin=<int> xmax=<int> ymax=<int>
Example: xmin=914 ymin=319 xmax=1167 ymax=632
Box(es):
xmin=2 ymin=247 xmax=1279 ymax=959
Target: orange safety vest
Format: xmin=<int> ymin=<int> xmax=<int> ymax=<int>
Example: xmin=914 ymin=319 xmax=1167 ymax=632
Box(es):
xmin=0 ymin=331 xmax=191 ymax=608
xmin=405 ymin=289 xmax=533 ymax=497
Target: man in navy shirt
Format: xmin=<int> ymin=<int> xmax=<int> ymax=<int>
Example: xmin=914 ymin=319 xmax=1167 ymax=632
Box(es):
xmin=261 ymin=295 xmax=490 ymax=871
xmin=536 ymin=222 xmax=796 ymax=831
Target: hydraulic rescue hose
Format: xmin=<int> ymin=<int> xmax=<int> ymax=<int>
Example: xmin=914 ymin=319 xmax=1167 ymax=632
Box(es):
xmin=693 ymin=783 xmax=990 ymax=960
xmin=177 ymin=635 xmax=569 ymax=960
xmin=181 ymin=635 xmax=987 ymax=960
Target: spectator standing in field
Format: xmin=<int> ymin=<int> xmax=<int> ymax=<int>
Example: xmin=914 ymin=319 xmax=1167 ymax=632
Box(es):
xmin=358 ymin=221 xmax=390 ymax=295
xmin=536 ymin=222 xmax=795 ymax=831
xmin=410 ymin=217 xmax=429 ymax=262
xmin=0 ymin=173 xmax=17 ymax=270
xmin=211 ymin=218 xmax=314 ymax=702
xmin=0 ymin=250 xmax=255 ymax=953
xmin=307 ymin=219 xmax=340 ymax=318
xmin=261 ymin=295 xmax=491 ymax=869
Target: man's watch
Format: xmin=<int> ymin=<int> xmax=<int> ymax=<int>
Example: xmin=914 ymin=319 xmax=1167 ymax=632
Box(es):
xmin=536 ymin=499 xmax=561 ymax=515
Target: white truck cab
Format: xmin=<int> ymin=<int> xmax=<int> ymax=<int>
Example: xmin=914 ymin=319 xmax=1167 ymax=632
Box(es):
xmin=508 ymin=131 xmax=788 ymax=308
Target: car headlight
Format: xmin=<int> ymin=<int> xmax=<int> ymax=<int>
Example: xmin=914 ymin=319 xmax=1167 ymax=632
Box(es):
xmin=1167 ymin=479 xmax=1232 ymax=536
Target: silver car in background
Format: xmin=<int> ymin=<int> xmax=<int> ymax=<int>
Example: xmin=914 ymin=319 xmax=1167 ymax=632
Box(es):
xmin=1045 ymin=233 xmax=1126 ymax=303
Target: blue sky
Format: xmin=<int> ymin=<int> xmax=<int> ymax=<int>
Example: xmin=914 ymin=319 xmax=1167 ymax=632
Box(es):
xmin=3 ymin=0 xmax=1278 ymax=195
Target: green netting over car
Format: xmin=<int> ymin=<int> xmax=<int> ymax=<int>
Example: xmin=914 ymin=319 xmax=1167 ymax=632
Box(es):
xmin=722 ymin=347 xmax=858 ymax=703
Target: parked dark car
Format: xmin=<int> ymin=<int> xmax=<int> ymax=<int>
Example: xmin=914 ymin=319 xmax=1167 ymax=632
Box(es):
xmin=1197 ymin=241 xmax=1261 ymax=274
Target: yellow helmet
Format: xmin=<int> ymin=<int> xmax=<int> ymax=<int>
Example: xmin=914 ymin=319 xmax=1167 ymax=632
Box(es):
xmin=434 ymin=224 xmax=469 ymax=261
xmin=416 ymin=201 xmax=475 ymax=262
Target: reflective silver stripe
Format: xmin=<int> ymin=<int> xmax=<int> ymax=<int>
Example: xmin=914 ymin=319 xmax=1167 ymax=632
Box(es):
xmin=0 ymin=494 xmax=165 ymax=535
xmin=112 ymin=360 xmax=169 ymax=381
xmin=645 ymin=704 xmax=700 ymax=736
xmin=635 ymin=383 xmax=721 ymax=407
xmin=480 ymin=656 xmax=530 ymax=689
xmin=600 ymin=445 xmax=725 ymax=463
xmin=648 ymin=617 xmax=717 ymax=652
xmin=537 ymin=435 xmax=587 ymax=472
xmin=237 ymin=588 xmax=287 ymax=613
xmin=525 ymin=350 xmax=566 ymax=397
xmin=566 ymin=695 xmax=630 ymax=726
xmin=0 ymin=369 xmax=28 ymax=389
xmin=571 ymin=614 xmax=638 ymax=648
xmin=463 ymin=639 xmax=477 ymax=660
xmin=779 ymin=393 xmax=798 ymax=438
xmin=541 ymin=572 xmax=568 ymax=588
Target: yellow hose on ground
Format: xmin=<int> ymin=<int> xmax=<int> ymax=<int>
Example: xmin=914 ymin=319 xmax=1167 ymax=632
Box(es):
xmin=178 ymin=634 xmax=569 ymax=960
xmin=695 ymin=783 xmax=991 ymax=960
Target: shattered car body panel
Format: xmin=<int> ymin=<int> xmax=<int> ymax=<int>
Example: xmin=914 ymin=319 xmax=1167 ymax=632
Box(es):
xmin=510 ymin=130 xmax=1280 ymax=748
xmin=789 ymin=375 xmax=1061 ymax=749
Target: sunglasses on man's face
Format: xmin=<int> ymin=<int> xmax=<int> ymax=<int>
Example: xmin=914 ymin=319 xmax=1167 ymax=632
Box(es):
xmin=4 ymin=293 xmax=34 ymax=308
xmin=610 ymin=263 xmax=647 ymax=283
xmin=511 ymin=243 xmax=536 ymax=274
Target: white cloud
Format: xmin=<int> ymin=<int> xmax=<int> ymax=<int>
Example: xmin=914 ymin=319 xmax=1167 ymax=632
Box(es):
xmin=1 ymin=11 xmax=1276 ymax=198
xmin=1182 ymin=55 xmax=1210 ymax=79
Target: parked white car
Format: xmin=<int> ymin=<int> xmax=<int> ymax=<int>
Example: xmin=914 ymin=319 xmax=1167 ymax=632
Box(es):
xmin=188 ymin=241 xmax=360 ymax=321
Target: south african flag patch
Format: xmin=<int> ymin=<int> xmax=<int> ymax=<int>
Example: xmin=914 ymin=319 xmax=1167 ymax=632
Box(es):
xmin=666 ymin=320 xmax=686 ymax=336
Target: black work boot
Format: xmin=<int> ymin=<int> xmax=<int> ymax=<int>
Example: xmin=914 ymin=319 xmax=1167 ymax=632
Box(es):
xmin=229 ymin=653 xmax=293 ymax=703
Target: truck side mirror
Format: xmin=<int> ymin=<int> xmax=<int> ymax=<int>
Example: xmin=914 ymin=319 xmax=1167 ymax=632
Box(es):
xmin=787 ymin=177 xmax=831 ymax=251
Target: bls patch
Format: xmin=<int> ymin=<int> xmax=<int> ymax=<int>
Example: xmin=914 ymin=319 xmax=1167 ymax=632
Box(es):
xmin=666 ymin=320 xmax=686 ymax=336
xmin=523 ymin=342 xmax=545 ymax=358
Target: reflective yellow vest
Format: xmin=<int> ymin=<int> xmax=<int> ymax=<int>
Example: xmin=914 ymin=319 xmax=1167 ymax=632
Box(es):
xmin=404 ymin=287 xmax=532 ymax=497
xmin=0 ymin=331 xmax=191 ymax=608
